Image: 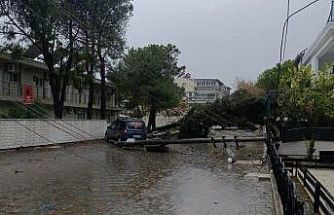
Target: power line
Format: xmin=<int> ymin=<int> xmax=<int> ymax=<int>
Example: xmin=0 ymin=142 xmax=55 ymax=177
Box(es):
xmin=282 ymin=0 xmax=290 ymax=61
xmin=40 ymin=0 xmax=230 ymax=130
xmin=279 ymin=0 xmax=321 ymax=64
xmin=5 ymin=0 xmax=234 ymax=131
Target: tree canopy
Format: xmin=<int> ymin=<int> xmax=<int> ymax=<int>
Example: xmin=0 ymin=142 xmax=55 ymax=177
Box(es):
xmin=256 ymin=60 xmax=334 ymax=127
xmin=111 ymin=44 xmax=183 ymax=130
xmin=256 ymin=60 xmax=295 ymax=91
xmin=179 ymin=89 xmax=266 ymax=138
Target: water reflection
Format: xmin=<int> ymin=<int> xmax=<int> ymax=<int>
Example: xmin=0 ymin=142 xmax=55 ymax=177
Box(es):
xmin=0 ymin=143 xmax=273 ymax=214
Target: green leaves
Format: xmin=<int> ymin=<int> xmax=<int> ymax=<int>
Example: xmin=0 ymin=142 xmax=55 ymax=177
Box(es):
xmin=258 ymin=59 xmax=334 ymax=126
xmin=256 ymin=60 xmax=295 ymax=91
xmin=278 ymin=65 xmax=312 ymax=122
xmin=114 ymin=44 xmax=183 ymax=114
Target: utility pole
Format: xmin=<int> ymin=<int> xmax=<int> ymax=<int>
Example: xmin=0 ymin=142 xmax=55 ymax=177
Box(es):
xmin=279 ymin=0 xmax=321 ymax=65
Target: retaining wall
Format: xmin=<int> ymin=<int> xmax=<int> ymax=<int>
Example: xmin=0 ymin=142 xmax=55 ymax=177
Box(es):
xmin=0 ymin=120 xmax=107 ymax=150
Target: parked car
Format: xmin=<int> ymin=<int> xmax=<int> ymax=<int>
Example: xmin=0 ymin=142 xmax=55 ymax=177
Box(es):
xmin=105 ymin=118 xmax=147 ymax=142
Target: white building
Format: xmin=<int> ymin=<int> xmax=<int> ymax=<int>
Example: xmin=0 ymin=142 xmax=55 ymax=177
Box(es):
xmin=174 ymin=77 xmax=196 ymax=101
xmin=0 ymin=53 xmax=118 ymax=120
xmin=303 ymin=11 xmax=334 ymax=73
xmin=193 ymin=79 xmax=230 ymax=104
xmin=174 ymin=77 xmax=231 ymax=104
xmin=303 ymin=22 xmax=334 ymax=72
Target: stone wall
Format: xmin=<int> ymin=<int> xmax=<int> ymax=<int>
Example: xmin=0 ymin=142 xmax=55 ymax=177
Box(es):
xmin=0 ymin=120 xmax=107 ymax=150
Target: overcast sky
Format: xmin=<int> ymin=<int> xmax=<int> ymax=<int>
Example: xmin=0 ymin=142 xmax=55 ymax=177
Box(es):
xmin=126 ymin=0 xmax=330 ymax=87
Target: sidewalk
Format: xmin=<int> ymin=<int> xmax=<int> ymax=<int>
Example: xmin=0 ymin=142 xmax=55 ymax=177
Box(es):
xmin=308 ymin=168 xmax=334 ymax=195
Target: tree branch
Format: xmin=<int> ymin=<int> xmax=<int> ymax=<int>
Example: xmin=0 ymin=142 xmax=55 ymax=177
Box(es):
xmin=0 ymin=2 xmax=42 ymax=51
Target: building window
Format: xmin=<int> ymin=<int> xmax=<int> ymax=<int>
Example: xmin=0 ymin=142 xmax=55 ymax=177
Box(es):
xmin=33 ymin=76 xmax=43 ymax=87
xmin=9 ymin=72 xmax=19 ymax=82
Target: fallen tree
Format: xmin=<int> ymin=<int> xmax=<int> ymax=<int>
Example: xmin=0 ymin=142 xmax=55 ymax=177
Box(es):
xmin=179 ymin=89 xmax=266 ymax=138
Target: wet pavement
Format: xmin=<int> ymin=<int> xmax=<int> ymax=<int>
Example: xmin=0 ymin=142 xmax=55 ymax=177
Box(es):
xmin=309 ymin=168 xmax=334 ymax=195
xmin=0 ymin=142 xmax=273 ymax=215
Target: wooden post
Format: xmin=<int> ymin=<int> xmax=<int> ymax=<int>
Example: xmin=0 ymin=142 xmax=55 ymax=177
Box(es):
xmin=234 ymin=136 xmax=239 ymax=150
xmin=222 ymin=136 xmax=227 ymax=154
xmin=314 ymin=182 xmax=321 ymax=213
xmin=211 ymin=137 xmax=217 ymax=148
xmin=294 ymin=162 xmax=298 ymax=177
xmin=303 ymin=168 xmax=307 ymax=187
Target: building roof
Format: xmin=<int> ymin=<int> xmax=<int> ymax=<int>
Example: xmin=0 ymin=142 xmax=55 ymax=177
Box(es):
xmin=0 ymin=52 xmax=115 ymax=87
xmin=194 ymin=78 xmax=227 ymax=86
xmin=0 ymin=53 xmax=48 ymax=70
xmin=303 ymin=22 xmax=334 ymax=65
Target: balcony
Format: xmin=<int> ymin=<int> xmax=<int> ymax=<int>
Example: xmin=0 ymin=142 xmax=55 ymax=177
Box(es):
xmin=0 ymin=82 xmax=116 ymax=110
xmin=0 ymin=82 xmax=22 ymax=102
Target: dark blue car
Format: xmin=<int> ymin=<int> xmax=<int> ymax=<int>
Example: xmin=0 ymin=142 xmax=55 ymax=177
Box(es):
xmin=105 ymin=118 xmax=147 ymax=142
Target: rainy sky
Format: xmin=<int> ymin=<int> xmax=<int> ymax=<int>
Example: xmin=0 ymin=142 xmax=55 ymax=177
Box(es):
xmin=126 ymin=0 xmax=330 ymax=88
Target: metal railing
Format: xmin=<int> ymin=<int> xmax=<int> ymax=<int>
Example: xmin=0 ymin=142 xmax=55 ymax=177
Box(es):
xmin=267 ymin=140 xmax=305 ymax=215
xmin=0 ymin=82 xmax=115 ymax=108
xmin=0 ymin=82 xmax=22 ymax=97
xmin=294 ymin=164 xmax=334 ymax=214
xmin=281 ymin=127 xmax=334 ymax=143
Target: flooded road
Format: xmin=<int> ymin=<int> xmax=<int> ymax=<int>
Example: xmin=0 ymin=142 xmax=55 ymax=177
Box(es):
xmin=0 ymin=142 xmax=273 ymax=214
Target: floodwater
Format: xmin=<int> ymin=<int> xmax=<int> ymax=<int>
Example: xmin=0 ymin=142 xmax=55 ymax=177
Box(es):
xmin=0 ymin=142 xmax=273 ymax=215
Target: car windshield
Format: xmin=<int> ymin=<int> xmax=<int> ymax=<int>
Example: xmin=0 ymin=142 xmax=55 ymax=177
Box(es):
xmin=127 ymin=121 xmax=145 ymax=129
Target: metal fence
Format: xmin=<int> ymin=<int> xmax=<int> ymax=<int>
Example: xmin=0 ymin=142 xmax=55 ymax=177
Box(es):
xmin=0 ymin=82 xmax=22 ymax=97
xmin=267 ymin=140 xmax=305 ymax=215
xmin=293 ymin=164 xmax=334 ymax=214
xmin=281 ymin=127 xmax=334 ymax=143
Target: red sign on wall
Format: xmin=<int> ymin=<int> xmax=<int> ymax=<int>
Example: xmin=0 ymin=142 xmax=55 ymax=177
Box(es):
xmin=23 ymin=85 xmax=34 ymax=105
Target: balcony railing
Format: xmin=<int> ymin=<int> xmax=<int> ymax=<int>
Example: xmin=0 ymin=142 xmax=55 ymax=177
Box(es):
xmin=0 ymin=82 xmax=116 ymax=109
xmin=0 ymin=82 xmax=22 ymax=98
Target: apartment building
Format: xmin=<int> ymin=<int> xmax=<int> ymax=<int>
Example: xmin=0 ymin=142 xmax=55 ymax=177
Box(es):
xmin=193 ymin=79 xmax=230 ymax=103
xmin=174 ymin=77 xmax=196 ymax=101
xmin=303 ymin=22 xmax=334 ymax=72
xmin=303 ymin=8 xmax=334 ymax=73
xmin=0 ymin=53 xmax=118 ymax=120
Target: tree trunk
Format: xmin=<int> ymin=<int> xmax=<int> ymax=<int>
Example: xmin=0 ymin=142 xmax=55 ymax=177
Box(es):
xmin=44 ymin=20 xmax=73 ymax=120
xmin=53 ymin=98 xmax=63 ymax=119
xmin=100 ymin=68 xmax=106 ymax=120
xmin=47 ymin=62 xmax=63 ymax=119
xmin=87 ymin=31 xmax=95 ymax=120
xmin=87 ymin=71 xmax=94 ymax=120
xmin=98 ymin=51 xmax=106 ymax=120
xmin=49 ymin=75 xmax=63 ymax=119
xmin=147 ymin=106 xmax=157 ymax=131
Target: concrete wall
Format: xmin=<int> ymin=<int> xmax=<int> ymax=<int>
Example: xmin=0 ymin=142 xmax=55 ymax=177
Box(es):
xmin=0 ymin=120 xmax=107 ymax=150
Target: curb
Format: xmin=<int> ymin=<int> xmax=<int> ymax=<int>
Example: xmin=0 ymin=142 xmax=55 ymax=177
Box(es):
xmin=271 ymin=170 xmax=284 ymax=215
